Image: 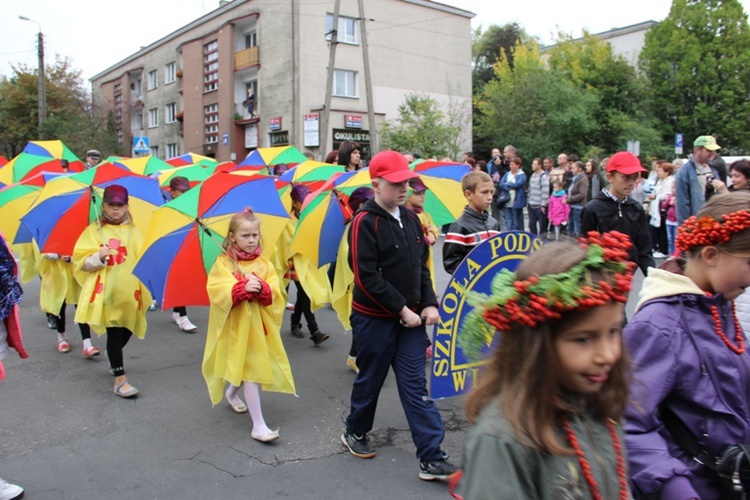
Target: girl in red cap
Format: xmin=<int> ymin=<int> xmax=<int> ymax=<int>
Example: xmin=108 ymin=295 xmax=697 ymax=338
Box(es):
xmin=73 ymin=184 xmax=151 ymax=398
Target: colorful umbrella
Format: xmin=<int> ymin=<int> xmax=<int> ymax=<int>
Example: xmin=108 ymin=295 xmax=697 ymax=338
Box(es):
xmin=287 ymin=169 xmax=373 ymax=267
xmin=0 ymin=140 xmax=85 ymax=185
xmin=133 ymin=173 xmax=290 ymax=308
xmin=19 ymin=163 xmax=165 ymax=255
xmin=0 ymin=179 xmax=43 ymax=245
xmin=0 ymin=155 xmax=8 ymax=167
xmin=240 ymin=146 xmax=307 ymax=169
xmin=279 ymin=161 xmax=345 ymax=192
xmin=165 ymin=153 xmax=217 ymax=168
xmin=157 ymin=164 xmax=217 ymax=190
xmin=410 ymin=160 xmax=470 ymax=226
xmin=112 ymin=155 xmax=173 ymax=176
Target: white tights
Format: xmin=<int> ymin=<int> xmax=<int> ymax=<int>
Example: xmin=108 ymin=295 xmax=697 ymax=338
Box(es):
xmin=226 ymin=382 xmax=271 ymax=434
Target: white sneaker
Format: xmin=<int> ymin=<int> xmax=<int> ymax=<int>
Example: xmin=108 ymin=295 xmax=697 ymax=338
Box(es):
xmin=177 ymin=316 xmax=198 ymax=333
xmin=0 ymin=478 xmax=24 ymax=500
xmin=171 ymin=312 xmax=181 ymax=325
xmin=653 ymin=251 xmax=667 ymax=259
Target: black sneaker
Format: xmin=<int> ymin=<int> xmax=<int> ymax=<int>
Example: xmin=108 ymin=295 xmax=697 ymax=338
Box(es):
xmin=341 ymin=431 xmax=376 ymax=459
xmin=311 ymin=331 xmax=330 ymax=346
xmin=419 ymin=458 xmax=458 ymax=481
xmin=290 ymin=324 xmax=305 ymax=338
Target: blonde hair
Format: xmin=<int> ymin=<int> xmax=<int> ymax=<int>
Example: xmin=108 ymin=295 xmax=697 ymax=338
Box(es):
xmin=462 ymin=170 xmax=493 ymax=193
xmin=222 ymin=210 xmax=262 ymax=250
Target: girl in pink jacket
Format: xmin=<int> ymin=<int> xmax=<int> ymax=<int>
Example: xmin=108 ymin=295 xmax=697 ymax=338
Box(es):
xmin=547 ymin=180 xmax=570 ymax=241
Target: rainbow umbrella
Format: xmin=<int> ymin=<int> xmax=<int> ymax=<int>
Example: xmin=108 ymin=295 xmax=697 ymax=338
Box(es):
xmin=157 ymin=164 xmax=217 ymax=190
xmin=240 ymin=146 xmax=307 ymax=169
xmin=410 ymin=160 xmax=470 ymax=226
xmin=0 ymin=140 xmax=85 ymax=185
xmin=165 ymin=153 xmax=217 ymax=168
xmin=0 ymin=155 xmax=8 ymax=167
xmin=133 ymin=173 xmax=289 ymax=308
xmin=0 ymin=178 xmax=44 ymax=245
xmin=19 ymin=163 xmax=165 ymax=255
xmin=279 ymin=160 xmax=345 ymax=192
xmin=112 ymin=155 xmax=173 ymax=176
xmin=288 ymin=169 xmax=373 ymax=267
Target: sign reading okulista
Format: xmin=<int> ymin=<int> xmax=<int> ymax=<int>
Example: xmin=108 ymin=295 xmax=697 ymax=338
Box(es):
xmin=429 ymin=231 xmax=543 ymax=400
xmin=332 ymin=129 xmax=370 ymax=143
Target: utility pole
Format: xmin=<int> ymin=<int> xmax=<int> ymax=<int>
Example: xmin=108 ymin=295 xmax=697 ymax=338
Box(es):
xmin=19 ymin=16 xmax=46 ymax=139
xmin=319 ymin=0 xmax=341 ymax=161
xmin=357 ymin=0 xmax=377 ymax=155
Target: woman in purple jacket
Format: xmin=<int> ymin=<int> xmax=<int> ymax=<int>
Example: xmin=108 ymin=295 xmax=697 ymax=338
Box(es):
xmin=624 ymin=191 xmax=750 ymax=499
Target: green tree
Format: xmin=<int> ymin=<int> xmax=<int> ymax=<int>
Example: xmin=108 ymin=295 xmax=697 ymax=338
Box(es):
xmin=379 ymin=93 xmax=462 ymax=160
xmin=640 ymin=0 xmax=750 ymax=153
xmin=0 ymin=57 xmax=121 ymax=159
xmin=547 ymin=31 xmax=667 ymax=159
xmin=474 ymin=41 xmax=599 ymax=165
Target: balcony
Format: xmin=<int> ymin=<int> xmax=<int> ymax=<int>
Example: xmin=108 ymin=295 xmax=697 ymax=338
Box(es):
xmin=235 ymin=46 xmax=259 ymax=70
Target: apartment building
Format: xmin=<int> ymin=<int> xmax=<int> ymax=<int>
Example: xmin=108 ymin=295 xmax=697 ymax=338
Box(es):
xmin=90 ymin=0 xmax=474 ymax=163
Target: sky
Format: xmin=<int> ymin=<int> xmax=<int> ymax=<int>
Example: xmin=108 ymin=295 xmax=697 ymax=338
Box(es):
xmin=2 ymin=0 xmax=750 ymax=82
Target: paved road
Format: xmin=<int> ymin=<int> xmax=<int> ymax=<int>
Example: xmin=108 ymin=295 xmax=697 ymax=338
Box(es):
xmin=0 ymin=237 xmax=645 ymax=499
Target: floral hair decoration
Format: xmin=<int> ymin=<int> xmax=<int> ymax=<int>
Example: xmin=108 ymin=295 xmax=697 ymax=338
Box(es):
xmin=459 ymin=231 xmax=635 ymax=360
xmin=676 ymin=209 xmax=750 ymax=253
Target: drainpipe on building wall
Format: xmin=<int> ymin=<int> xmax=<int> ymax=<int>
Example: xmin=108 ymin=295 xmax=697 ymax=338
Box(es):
xmin=358 ymin=0 xmax=377 ymax=154
xmin=319 ymin=0 xmax=341 ymax=161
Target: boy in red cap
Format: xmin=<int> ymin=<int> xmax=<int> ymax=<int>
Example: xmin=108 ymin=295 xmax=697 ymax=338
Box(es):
xmin=341 ymin=150 xmax=457 ymax=481
xmin=581 ymin=151 xmax=654 ymax=274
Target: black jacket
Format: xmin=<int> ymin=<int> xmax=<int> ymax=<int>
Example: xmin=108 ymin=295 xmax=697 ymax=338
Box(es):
xmin=442 ymin=206 xmax=500 ymax=275
xmin=580 ymin=191 xmax=654 ymax=275
xmin=348 ymin=198 xmax=437 ymax=318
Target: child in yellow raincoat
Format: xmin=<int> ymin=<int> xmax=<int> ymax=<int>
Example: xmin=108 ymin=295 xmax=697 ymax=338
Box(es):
xmin=73 ymin=185 xmax=150 ymax=398
xmin=39 ymin=252 xmax=99 ymax=357
xmin=284 ymin=185 xmax=331 ymax=346
xmin=331 ymin=187 xmax=373 ymax=373
xmin=202 ymin=210 xmax=295 ymax=443
xmin=405 ymin=177 xmax=439 ymax=289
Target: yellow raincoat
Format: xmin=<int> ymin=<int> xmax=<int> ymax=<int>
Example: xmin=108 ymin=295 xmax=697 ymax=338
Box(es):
xmin=275 ymin=213 xmax=331 ymax=311
xmin=73 ymin=220 xmax=151 ymax=338
xmin=39 ymin=255 xmax=81 ymax=315
xmin=415 ymin=209 xmax=439 ymax=292
xmin=202 ymin=254 xmax=295 ymax=405
xmin=331 ymin=227 xmax=354 ymax=330
xmin=14 ymin=242 xmax=40 ymax=284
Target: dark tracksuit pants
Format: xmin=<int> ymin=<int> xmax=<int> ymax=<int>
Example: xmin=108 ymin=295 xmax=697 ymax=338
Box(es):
xmin=345 ymin=311 xmax=445 ymax=462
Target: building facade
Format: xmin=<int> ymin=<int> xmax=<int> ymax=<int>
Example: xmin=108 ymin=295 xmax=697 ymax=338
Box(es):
xmin=90 ymin=0 xmax=474 ymax=163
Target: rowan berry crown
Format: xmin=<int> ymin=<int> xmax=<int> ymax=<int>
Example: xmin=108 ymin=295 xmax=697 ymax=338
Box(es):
xmin=459 ymin=231 xmax=635 ymax=361
xmin=676 ymin=209 xmax=750 ymax=253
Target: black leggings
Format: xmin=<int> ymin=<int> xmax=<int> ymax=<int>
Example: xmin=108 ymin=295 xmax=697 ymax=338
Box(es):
xmin=56 ymin=302 xmax=91 ymax=340
xmin=290 ymin=280 xmax=317 ymax=331
xmin=107 ymin=327 xmax=133 ymax=377
xmin=173 ymin=306 xmax=186 ymax=316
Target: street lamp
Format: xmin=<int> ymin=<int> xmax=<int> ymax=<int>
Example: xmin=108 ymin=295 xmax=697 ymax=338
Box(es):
xmin=19 ymin=15 xmax=46 ymax=139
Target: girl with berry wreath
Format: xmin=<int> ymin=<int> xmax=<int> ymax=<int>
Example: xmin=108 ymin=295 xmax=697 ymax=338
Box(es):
xmin=624 ymin=190 xmax=750 ymax=499
xmin=453 ymin=231 xmax=635 ymax=500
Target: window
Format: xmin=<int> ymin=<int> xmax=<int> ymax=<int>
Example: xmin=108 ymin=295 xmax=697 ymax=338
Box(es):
xmin=326 ymin=14 xmax=358 ymax=44
xmin=245 ymin=31 xmax=257 ymax=48
xmin=165 ymin=62 xmax=176 ymax=84
xmin=114 ymin=83 xmax=122 ymax=92
xmin=166 ymin=143 xmax=179 ymax=158
xmin=204 ymin=40 xmax=219 ymax=93
xmin=204 ymin=103 xmax=219 ymax=144
xmin=149 ymin=145 xmax=159 ymax=158
xmin=333 ymin=69 xmax=358 ymax=98
xmin=147 ymin=70 xmax=158 ymax=90
xmin=148 ymin=108 xmax=159 ymax=128
xmin=165 ymin=102 xmax=177 ymax=123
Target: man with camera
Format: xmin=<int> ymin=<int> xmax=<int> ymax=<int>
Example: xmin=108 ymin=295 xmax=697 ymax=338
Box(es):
xmin=675 ymin=135 xmax=722 ymax=225
xmin=488 ymin=146 xmax=513 ymax=227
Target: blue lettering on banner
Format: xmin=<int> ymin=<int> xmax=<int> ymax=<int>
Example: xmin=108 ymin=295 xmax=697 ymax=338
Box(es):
xmin=429 ymin=231 xmax=543 ymax=400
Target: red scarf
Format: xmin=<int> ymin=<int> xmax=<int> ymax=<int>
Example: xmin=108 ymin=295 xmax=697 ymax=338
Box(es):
xmin=229 ymin=245 xmax=262 ymax=261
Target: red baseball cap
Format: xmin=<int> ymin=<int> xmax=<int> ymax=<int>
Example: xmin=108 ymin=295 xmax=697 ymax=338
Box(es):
xmin=606 ymin=151 xmax=647 ymax=175
xmin=369 ymin=150 xmax=419 ymax=183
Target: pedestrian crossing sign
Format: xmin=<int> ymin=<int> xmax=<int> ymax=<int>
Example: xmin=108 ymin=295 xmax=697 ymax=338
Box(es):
xmin=133 ymin=136 xmax=150 ymax=153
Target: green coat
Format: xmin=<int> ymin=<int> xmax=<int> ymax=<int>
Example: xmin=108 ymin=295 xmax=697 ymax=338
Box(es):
xmin=456 ymin=398 xmax=631 ymax=500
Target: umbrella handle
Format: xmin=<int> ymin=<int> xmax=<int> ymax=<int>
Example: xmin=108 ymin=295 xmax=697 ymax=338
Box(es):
xmin=90 ymin=187 xmax=106 ymax=245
